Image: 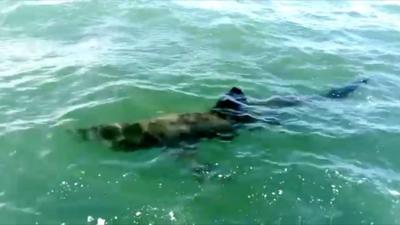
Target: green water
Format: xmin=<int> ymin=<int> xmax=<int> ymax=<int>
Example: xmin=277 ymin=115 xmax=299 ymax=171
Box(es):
xmin=1 ymin=1 xmax=400 ymax=224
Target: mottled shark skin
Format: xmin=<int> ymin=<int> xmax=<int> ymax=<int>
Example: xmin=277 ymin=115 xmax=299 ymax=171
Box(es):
xmin=77 ymin=112 xmax=236 ymax=151
xmin=76 ymin=78 xmax=369 ymax=152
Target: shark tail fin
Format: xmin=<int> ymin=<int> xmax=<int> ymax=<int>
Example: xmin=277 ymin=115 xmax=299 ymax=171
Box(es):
xmin=324 ymin=78 xmax=369 ymax=99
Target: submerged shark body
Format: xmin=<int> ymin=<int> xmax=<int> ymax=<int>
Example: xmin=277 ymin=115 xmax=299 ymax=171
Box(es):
xmin=78 ymin=112 xmax=235 ymax=151
xmin=77 ymin=79 xmax=369 ymax=151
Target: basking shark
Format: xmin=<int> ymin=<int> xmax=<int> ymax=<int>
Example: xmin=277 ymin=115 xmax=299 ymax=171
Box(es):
xmin=76 ymin=78 xmax=369 ymax=151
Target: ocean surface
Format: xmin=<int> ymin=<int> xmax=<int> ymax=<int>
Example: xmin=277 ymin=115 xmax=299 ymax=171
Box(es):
xmin=1 ymin=1 xmax=400 ymax=224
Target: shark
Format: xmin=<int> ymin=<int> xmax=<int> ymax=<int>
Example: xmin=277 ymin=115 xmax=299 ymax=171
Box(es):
xmin=76 ymin=78 xmax=369 ymax=151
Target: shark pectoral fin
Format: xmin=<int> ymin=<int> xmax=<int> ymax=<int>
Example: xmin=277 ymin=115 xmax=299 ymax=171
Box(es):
xmin=191 ymin=161 xmax=233 ymax=183
xmin=191 ymin=161 xmax=216 ymax=183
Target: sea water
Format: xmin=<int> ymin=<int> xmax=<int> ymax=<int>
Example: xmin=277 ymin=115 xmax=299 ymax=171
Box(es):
xmin=1 ymin=1 xmax=400 ymax=224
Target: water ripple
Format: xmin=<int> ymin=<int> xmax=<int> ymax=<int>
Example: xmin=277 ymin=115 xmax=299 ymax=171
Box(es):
xmin=0 ymin=1 xmax=400 ymax=224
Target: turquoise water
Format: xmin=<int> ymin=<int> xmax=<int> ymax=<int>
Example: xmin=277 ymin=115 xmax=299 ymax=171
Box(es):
xmin=1 ymin=0 xmax=400 ymax=224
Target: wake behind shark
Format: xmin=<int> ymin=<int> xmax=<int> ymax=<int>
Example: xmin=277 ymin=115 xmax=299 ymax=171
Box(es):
xmin=76 ymin=78 xmax=369 ymax=151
